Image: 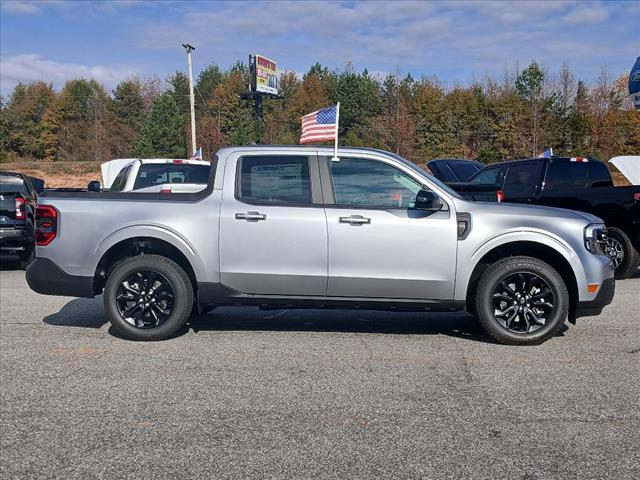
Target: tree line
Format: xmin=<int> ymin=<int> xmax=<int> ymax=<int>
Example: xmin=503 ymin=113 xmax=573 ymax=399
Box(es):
xmin=1 ymin=61 xmax=638 ymax=165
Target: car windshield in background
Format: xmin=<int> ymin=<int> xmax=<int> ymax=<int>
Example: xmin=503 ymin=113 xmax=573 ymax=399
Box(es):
xmin=389 ymin=154 xmax=463 ymax=199
xmin=448 ymin=161 xmax=482 ymax=182
xmin=133 ymin=164 xmax=210 ymax=190
xmin=0 ymin=175 xmax=27 ymax=194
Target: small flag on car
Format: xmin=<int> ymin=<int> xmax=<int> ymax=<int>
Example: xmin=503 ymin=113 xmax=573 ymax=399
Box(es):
xmin=300 ymin=105 xmax=338 ymax=144
xmin=190 ymin=147 xmax=202 ymax=160
xmin=538 ymin=147 xmax=553 ymax=158
xmin=300 ymin=103 xmax=340 ymax=160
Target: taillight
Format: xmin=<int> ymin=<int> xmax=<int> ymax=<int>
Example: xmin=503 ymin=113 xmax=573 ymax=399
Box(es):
xmin=496 ymin=190 xmax=505 ymax=203
xmin=35 ymin=205 xmax=58 ymax=246
xmin=15 ymin=196 xmax=26 ymax=219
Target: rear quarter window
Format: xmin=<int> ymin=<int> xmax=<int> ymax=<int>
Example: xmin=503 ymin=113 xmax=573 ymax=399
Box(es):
xmin=588 ymin=161 xmax=613 ymax=187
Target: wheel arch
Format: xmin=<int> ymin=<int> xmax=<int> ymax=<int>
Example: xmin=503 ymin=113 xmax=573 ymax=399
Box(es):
xmin=92 ymin=229 xmax=204 ymax=297
xmin=463 ymin=240 xmax=580 ymax=320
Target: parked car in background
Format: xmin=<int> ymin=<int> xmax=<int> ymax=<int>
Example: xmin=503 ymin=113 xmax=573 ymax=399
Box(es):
xmin=0 ymin=172 xmax=41 ymax=268
xmin=427 ymin=159 xmax=483 ymax=182
xmin=26 ymin=146 xmax=614 ymax=345
xmin=430 ymin=157 xmax=640 ymax=279
xmin=99 ymin=158 xmax=211 ymax=193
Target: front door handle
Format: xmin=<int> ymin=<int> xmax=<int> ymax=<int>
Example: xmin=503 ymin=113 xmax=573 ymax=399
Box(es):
xmin=339 ymin=215 xmax=371 ymax=225
xmin=235 ymin=211 xmax=266 ymax=222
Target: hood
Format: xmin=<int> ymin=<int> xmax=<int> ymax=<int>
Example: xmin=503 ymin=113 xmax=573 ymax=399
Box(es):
xmin=454 ymin=198 xmax=603 ymax=224
xmin=609 ymin=156 xmax=640 ymax=185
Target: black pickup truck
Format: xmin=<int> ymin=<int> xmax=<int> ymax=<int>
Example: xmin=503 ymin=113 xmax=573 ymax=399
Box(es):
xmin=0 ymin=172 xmax=41 ymax=268
xmin=429 ymin=157 xmax=640 ymax=279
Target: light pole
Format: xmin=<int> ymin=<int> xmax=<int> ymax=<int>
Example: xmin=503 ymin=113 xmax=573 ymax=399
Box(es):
xmin=182 ymin=43 xmax=197 ymax=156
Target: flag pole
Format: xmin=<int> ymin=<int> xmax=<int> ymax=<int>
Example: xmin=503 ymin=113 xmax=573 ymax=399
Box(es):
xmin=332 ymin=102 xmax=340 ymax=161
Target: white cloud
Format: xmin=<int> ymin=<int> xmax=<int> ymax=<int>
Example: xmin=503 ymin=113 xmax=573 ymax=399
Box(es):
xmin=561 ymin=4 xmax=609 ymax=25
xmin=0 ymin=54 xmax=136 ymax=95
xmin=1 ymin=1 xmax=41 ymax=15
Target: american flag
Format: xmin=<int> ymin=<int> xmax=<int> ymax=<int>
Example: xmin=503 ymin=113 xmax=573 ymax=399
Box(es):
xmin=300 ymin=105 xmax=337 ymax=144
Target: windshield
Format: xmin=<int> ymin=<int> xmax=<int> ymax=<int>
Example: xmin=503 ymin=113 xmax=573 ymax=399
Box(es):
xmin=448 ymin=161 xmax=482 ymax=181
xmin=389 ymin=154 xmax=463 ymax=199
xmin=0 ymin=175 xmax=27 ymax=194
xmin=133 ymin=164 xmax=211 ymax=190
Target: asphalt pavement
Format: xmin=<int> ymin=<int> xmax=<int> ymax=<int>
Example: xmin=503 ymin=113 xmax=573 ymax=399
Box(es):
xmin=1 ymin=263 xmax=639 ymax=479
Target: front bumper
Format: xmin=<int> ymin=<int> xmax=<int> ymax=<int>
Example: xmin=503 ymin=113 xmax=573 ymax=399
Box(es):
xmin=26 ymin=257 xmax=95 ymax=298
xmin=575 ymin=278 xmax=615 ymax=318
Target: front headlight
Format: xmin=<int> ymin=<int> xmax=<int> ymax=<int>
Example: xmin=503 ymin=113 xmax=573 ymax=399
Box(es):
xmin=584 ymin=223 xmax=608 ymax=256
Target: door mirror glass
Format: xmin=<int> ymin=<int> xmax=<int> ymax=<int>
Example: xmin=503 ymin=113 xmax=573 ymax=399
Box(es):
xmin=87 ymin=180 xmax=101 ymax=192
xmin=413 ymin=189 xmax=443 ymax=211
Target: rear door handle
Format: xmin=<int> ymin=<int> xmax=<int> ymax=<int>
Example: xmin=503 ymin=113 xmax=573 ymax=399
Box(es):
xmin=339 ymin=215 xmax=371 ymax=225
xmin=235 ymin=211 xmax=266 ymax=222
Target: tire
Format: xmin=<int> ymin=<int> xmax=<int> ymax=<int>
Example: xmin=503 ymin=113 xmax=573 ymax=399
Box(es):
xmin=474 ymin=256 xmax=569 ymax=345
xmin=103 ymin=255 xmax=193 ymax=341
xmin=606 ymin=227 xmax=640 ymax=280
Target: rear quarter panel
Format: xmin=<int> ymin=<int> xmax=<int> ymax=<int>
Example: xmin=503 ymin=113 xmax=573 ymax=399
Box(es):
xmin=36 ymin=192 xmax=222 ymax=283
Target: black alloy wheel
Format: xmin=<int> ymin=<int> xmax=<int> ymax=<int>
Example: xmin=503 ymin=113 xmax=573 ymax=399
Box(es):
xmin=474 ymin=256 xmax=569 ymax=345
xmin=104 ymin=254 xmax=193 ymax=341
xmin=116 ymin=270 xmax=175 ymax=328
xmin=491 ymin=272 xmax=555 ymax=334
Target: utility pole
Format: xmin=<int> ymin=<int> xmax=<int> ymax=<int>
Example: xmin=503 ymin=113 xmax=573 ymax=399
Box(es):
xmin=182 ymin=43 xmax=197 ymax=156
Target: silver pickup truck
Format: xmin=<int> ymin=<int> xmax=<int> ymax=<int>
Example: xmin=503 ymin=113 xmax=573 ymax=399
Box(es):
xmin=26 ymin=146 xmax=615 ymax=345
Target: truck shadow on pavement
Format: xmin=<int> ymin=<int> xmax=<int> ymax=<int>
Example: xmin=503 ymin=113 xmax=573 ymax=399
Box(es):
xmin=43 ymin=297 xmax=107 ymax=329
xmin=189 ymin=307 xmax=494 ymax=343
xmin=43 ymin=299 xmax=571 ymax=344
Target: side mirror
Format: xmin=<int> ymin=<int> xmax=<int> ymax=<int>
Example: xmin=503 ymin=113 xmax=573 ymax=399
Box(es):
xmin=413 ymin=189 xmax=443 ymax=211
xmin=87 ymin=180 xmax=101 ymax=192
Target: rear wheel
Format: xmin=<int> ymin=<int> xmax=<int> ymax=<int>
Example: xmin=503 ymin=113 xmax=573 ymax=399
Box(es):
xmin=474 ymin=256 xmax=569 ymax=345
xmin=103 ymin=255 xmax=193 ymax=340
xmin=606 ymin=227 xmax=639 ymax=279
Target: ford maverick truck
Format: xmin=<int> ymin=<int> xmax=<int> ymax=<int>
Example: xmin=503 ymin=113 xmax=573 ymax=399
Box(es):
xmin=26 ymin=146 xmax=615 ymax=345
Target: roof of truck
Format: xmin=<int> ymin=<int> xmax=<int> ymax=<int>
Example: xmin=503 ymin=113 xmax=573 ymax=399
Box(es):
xmin=215 ymin=144 xmax=400 ymax=157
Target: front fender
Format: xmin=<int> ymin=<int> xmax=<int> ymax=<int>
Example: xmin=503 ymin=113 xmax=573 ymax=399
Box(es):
xmin=454 ymin=228 xmax=587 ymax=302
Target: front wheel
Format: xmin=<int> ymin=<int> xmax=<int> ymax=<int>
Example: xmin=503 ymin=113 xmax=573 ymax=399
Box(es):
xmin=606 ymin=227 xmax=639 ymax=280
xmin=474 ymin=256 xmax=569 ymax=345
xmin=103 ymin=255 xmax=193 ymax=341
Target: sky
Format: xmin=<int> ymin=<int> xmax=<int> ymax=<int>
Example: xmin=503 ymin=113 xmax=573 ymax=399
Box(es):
xmin=1 ymin=0 xmax=638 ymax=96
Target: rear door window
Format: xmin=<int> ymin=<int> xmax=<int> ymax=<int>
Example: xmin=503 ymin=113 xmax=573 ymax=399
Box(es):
xmin=503 ymin=163 xmax=543 ymax=197
xmin=545 ymin=161 xmax=588 ymax=191
xmin=238 ymin=156 xmax=312 ymax=205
